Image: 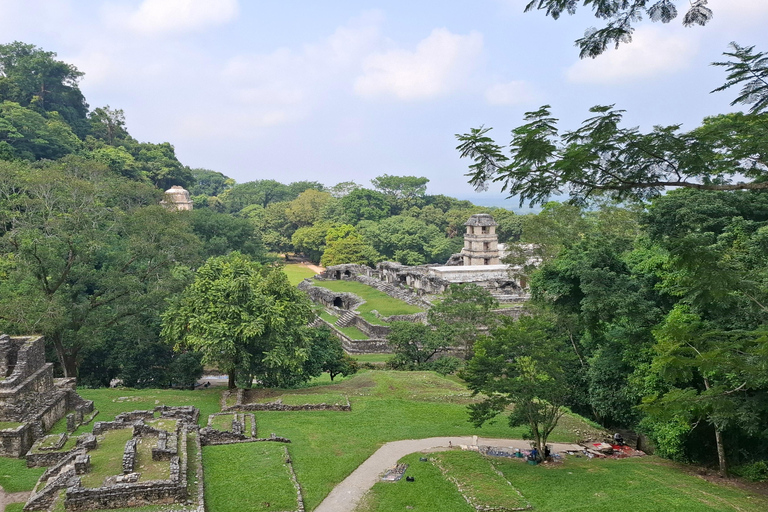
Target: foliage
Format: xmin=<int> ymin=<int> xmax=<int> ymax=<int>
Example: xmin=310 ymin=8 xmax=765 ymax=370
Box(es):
xmin=303 ymin=326 xmax=359 ymax=381
xmin=360 ymin=215 xmax=458 ymax=264
xmin=428 ymin=284 xmax=500 ymax=355
xmin=386 ymin=322 xmax=450 ymax=369
xmin=731 ymin=461 xmax=768 ymax=482
xmin=0 ymin=41 xmax=89 ymax=136
xmin=320 ymin=224 xmax=380 ymax=267
xmin=167 ymin=351 xmax=204 ymax=390
xmin=425 ymin=355 xmax=463 ymax=376
xmin=291 ymin=222 xmax=336 ymax=263
xmin=462 ymin=315 xmax=575 ymax=456
xmin=338 ymin=188 xmax=391 ymax=224
xmin=285 ymin=189 xmax=334 ymax=227
xmin=458 ymin=104 xmax=768 ymax=207
xmin=0 ymin=158 xmax=200 ymax=377
xmin=188 ymin=168 xmax=233 ymax=196
xmin=712 ymin=42 xmax=768 ymax=114
xmin=0 ymin=100 xmax=82 ymax=160
xmin=523 ymin=1 xmax=713 ymax=58
xmin=161 ymin=253 xmax=314 ymax=388
xmin=188 ymin=208 xmax=265 ymax=260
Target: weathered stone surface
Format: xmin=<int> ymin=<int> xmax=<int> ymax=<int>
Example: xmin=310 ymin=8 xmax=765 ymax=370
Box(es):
xmin=122 ymin=438 xmax=137 ymax=474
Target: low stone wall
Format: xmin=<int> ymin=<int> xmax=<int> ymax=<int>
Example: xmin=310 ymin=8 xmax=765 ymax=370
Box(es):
xmin=64 ymin=479 xmax=186 ymax=511
xmin=346 ymin=314 xmax=390 ymax=339
xmin=298 ymin=280 xmax=363 ymax=310
xmin=313 ymin=317 xmax=392 ymax=355
xmin=227 ymin=401 xmax=350 ymax=412
xmin=26 ymin=449 xmax=70 ymax=468
xmin=155 ymin=405 xmax=199 ymax=425
xmin=199 ymin=427 xmax=290 ymax=446
xmin=0 ymin=422 xmax=33 ymax=458
xmin=122 ymin=438 xmax=137 ymax=474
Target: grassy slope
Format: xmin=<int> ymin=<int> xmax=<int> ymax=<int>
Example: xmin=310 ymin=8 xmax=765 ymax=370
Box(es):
xmin=312 ymin=280 xmax=423 ymax=324
xmin=0 ymin=457 xmax=44 ymax=492
xmin=283 ymin=264 xmax=318 ymax=286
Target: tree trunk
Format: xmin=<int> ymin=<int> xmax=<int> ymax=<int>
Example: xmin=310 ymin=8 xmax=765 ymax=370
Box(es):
xmin=52 ymin=335 xmax=78 ymax=378
xmin=715 ymin=428 xmax=728 ymax=477
xmin=228 ymin=370 xmax=236 ymax=389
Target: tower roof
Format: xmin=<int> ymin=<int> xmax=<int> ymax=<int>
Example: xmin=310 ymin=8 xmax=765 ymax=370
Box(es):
xmin=464 ymin=213 xmax=497 ymax=227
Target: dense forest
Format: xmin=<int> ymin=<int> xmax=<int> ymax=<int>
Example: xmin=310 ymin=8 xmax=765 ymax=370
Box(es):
xmin=2 ymin=39 xmax=768 ymax=480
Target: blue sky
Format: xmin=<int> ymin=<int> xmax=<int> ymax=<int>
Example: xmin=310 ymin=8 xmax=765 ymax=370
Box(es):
xmin=1 ymin=0 xmax=766 ymax=206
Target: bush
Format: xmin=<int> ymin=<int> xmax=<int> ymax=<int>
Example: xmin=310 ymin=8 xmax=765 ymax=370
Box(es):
xmin=732 ymin=461 xmax=768 ymax=482
xmin=425 ymin=356 xmax=463 ymax=375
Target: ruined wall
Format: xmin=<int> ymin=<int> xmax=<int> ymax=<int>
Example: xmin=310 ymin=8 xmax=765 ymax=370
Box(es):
xmin=0 ymin=423 xmax=33 ymax=458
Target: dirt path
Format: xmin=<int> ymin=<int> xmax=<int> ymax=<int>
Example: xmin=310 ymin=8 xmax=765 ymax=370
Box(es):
xmin=313 ymin=436 xmax=582 ymax=512
xmin=0 ymin=485 xmax=30 ymax=512
xmin=300 ymin=262 xmax=324 ymax=274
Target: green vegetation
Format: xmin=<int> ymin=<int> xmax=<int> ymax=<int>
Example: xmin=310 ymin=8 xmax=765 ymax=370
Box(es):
xmin=357 ymin=452 xmax=473 ymax=512
xmin=491 ymin=455 xmax=768 ymax=512
xmin=81 ymin=428 xmax=134 ymax=488
xmin=203 ymin=443 xmax=298 ymax=512
xmin=283 ymin=263 xmax=318 ymax=285
xmin=0 ymin=456 xmax=45 ymax=492
xmin=313 ymin=279 xmax=423 ymax=324
xmin=432 ymin=451 xmax=529 ymax=510
xmin=353 ymin=353 xmax=391 ymax=364
xmin=5 ymin=505 xmax=25 ymax=512
xmin=244 ymin=391 xmax=348 ymax=406
xmin=135 ymin=436 xmax=170 ymax=481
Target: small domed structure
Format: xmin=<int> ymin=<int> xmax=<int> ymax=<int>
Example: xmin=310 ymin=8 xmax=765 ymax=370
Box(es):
xmin=161 ymin=186 xmax=193 ymax=211
xmin=461 ymin=213 xmax=500 ymax=265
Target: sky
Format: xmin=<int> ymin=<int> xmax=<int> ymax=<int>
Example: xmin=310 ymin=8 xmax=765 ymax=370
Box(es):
xmin=1 ymin=0 xmax=767 ymax=208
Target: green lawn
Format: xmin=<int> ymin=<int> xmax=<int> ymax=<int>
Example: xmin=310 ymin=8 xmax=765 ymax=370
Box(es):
xmin=353 ymin=353 xmax=391 ymax=364
xmin=203 ymin=443 xmax=298 ymax=512
xmin=316 ymin=308 xmax=369 ymax=339
xmin=0 ymin=421 xmax=23 ymax=430
xmin=80 ymin=428 xmax=134 ymax=488
xmin=283 ymin=263 xmax=319 ymax=285
xmin=0 ymin=456 xmax=45 ymax=492
xmin=312 ymin=280 xmax=423 ymax=324
xmin=356 ymin=452 xmax=474 ymax=512
xmin=243 ymin=391 xmax=348 ymax=406
xmin=490 ymin=454 xmax=768 ymax=512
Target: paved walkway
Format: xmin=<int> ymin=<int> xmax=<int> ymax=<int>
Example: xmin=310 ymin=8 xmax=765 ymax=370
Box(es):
xmin=313 ymin=436 xmax=582 ymax=512
xmin=0 ymin=484 xmax=30 ymax=512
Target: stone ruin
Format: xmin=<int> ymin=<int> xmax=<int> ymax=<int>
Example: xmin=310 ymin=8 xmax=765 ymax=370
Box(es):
xmin=0 ymin=334 xmax=94 ymax=458
xmin=23 ymin=405 xmax=204 ymax=512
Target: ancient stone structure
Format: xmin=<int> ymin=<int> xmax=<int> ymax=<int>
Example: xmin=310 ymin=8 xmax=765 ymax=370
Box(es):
xmin=160 ymin=185 xmax=193 ymax=211
xmin=24 ymin=406 xmax=203 ymax=512
xmin=0 ymin=334 xmax=93 ymax=457
xmin=461 ymin=213 xmax=501 ymax=265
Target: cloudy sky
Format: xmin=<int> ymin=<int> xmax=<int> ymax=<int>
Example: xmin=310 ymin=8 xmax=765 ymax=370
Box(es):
xmin=2 ymin=0 xmax=766 ymax=206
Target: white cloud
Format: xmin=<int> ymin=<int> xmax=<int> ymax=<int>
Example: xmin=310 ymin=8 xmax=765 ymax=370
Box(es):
xmin=485 ymin=80 xmax=542 ymax=106
xmin=565 ymin=26 xmax=698 ymax=84
xmin=354 ymin=28 xmax=484 ymax=100
xmin=121 ymin=0 xmax=239 ymax=34
xmin=713 ymin=0 xmax=768 ymax=27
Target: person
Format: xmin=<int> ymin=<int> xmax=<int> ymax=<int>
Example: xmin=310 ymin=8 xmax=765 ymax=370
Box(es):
xmin=613 ymin=433 xmax=625 ymax=446
xmin=529 ymin=447 xmax=539 ymax=462
xmin=544 ymin=445 xmax=551 ymax=460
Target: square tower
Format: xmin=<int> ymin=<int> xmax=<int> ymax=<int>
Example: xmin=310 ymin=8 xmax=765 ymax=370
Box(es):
xmin=460 ymin=213 xmax=501 ymax=265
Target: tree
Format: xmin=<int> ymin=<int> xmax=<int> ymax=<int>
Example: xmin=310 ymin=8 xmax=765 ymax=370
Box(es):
xmin=292 ymin=222 xmax=337 ymax=263
xmin=386 ymin=322 xmax=449 ymax=369
xmin=188 ymin=168 xmax=234 ymax=197
xmin=304 ymin=327 xmax=358 ymax=381
xmin=427 ymin=284 xmax=500 ymax=356
xmin=712 ymin=43 xmax=768 ymax=115
xmin=0 ymin=101 xmax=82 ymax=160
xmin=188 ymin=208 xmax=265 ymax=260
xmin=88 ymin=106 xmax=130 ymax=146
xmin=220 ymin=180 xmax=291 ymax=212
xmin=0 ymin=41 xmax=89 ymax=136
xmin=523 ymin=1 xmax=713 ymax=58
xmin=0 ymin=157 xmax=200 ymax=377
xmin=462 ymin=315 xmax=575 ymax=458
xmin=285 ymin=189 xmax=334 ymax=227
xmin=161 ymin=253 xmax=314 ymax=388
xmin=329 ymin=180 xmax=361 ymax=198
xmin=320 ymin=225 xmax=380 ymax=267
xmin=339 ymin=188 xmax=391 ymax=224
xmin=360 ymin=215 xmax=457 ymax=264
xmin=643 ymin=306 xmax=768 ymax=476
xmin=371 ymin=174 xmax=429 ymax=201
xmin=457 ymin=105 xmax=768 ymax=207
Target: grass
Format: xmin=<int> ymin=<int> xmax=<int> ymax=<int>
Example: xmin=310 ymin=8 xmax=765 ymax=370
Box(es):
xmin=283 ymin=263 xmax=319 ymax=285
xmin=135 ymin=435 xmax=170 ymax=481
xmin=356 ymin=452 xmax=474 ymax=512
xmin=353 ymin=353 xmax=392 ymax=364
xmin=80 ymin=428 xmax=134 ymax=488
xmin=243 ymin=391 xmax=348 ymax=406
xmin=145 ymin=418 xmax=178 ymax=432
xmin=209 ymin=414 xmax=236 ymax=431
xmin=0 ymin=421 xmax=23 ymax=430
xmin=5 ymin=505 xmax=25 ymax=512
xmin=432 ymin=451 xmax=529 ymax=510
xmin=203 ymin=443 xmax=298 ymax=512
xmin=316 ymin=307 xmax=370 ymax=339
xmin=489 ymin=454 xmax=768 ymax=512
xmin=0 ymin=456 xmax=45 ymax=492
xmin=312 ymin=279 xmax=423 ymax=324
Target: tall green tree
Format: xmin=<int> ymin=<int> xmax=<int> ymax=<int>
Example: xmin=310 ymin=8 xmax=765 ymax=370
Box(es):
xmin=0 ymin=41 xmax=89 ymax=136
xmin=161 ymin=253 xmax=314 ymax=388
xmin=0 ymin=157 xmax=200 ymax=377
xmin=462 ymin=314 xmax=575 ymax=458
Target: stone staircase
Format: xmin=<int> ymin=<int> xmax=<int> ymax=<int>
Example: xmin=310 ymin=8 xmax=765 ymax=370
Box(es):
xmin=336 ymin=310 xmax=358 ymax=328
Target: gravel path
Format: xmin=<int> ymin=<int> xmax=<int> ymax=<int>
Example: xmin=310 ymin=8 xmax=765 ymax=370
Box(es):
xmin=0 ymin=485 xmax=31 ymax=512
xmin=313 ymin=436 xmax=582 ymax=512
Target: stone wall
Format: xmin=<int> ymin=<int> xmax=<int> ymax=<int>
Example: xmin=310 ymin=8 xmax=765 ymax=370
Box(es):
xmin=0 ymin=423 xmax=33 ymax=458
xmin=297 ymin=280 xmax=363 ymax=310
xmin=313 ymin=317 xmax=392 ymax=354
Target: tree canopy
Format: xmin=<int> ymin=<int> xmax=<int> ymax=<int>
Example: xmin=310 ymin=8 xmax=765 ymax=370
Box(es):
xmin=523 ymin=1 xmax=713 ymax=58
